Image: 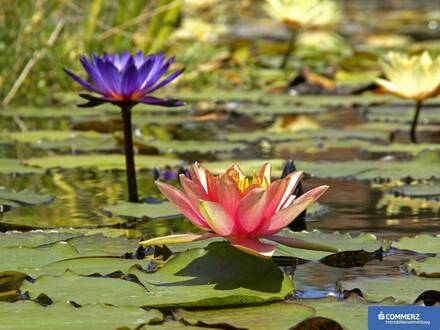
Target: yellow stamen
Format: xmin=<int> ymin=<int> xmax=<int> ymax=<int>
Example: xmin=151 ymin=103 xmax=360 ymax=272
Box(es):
xmin=227 ymin=169 xmax=270 ymax=193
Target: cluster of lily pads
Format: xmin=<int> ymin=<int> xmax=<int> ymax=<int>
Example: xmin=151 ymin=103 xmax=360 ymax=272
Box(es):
xmin=1 ymin=0 xmax=440 ymax=329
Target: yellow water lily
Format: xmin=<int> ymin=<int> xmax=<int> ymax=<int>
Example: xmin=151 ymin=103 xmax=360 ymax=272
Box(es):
xmin=264 ymin=0 xmax=341 ymax=30
xmin=376 ymin=51 xmax=440 ymax=101
xmin=376 ymin=51 xmax=440 ymax=142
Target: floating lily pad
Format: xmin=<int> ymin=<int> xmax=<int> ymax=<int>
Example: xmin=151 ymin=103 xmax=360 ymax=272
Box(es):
xmin=6 ymin=130 xmax=104 ymax=144
xmin=296 ymin=151 xmax=440 ymax=181
xmin=139 ymin=140 xmax=248 ymax=154
xmin=23 ymin=242 xmax=293 ymax=308
xmin=0 ymin=107 xmax=116 ymax=118
xmin=130 ymin=241 xmax=294 ymax=307
xmin=66 ymin=234 xmax=140 ymax=256
xmin=227 ymin=104 xmax=325 ymax=115
xmin=0 ymin=189 xmax=53 ymax=206
xmin=224 ymin=128 xmax=388 ymax=143
xmin=0 ymin=301 xmax=163 ymax=330
xmin=301 ymin=296 xmax=400 ymax=330
xmin=0 ymin=243 xmax=79 ymax=275
xmin=174 ymin=302 xmax=314 ymax=330
xmin=387 ymin=183 xmax=440 ymax=199
xmin=0 ymin=159 xmax=42 ymax=175
xmin=366 ymin=106 xmax=440 ymax=125
xmin=392 ymin=235 xmax=440 ymax=254
xmin=364 ymin=143 xmax=440 ymax=156
xmin=34 ymin=136 xmax=118 ymax=152
xmin=102 ymin=201 xmax=180 ymax=220
xmin=407 ymin=257 xmax=440 ymax=278
xmin=23 ymin=154 xmax=182 ymax=170
xmin=338 ymin=275 xmax=440 ymax=303
xmin=0 ymin=230 xmax=81 ymax=248
xmin=275 ymin=230 xmax=390 ymax=261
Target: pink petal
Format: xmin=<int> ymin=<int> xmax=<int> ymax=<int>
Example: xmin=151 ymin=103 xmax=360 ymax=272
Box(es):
xmin=199 ymin=201 xmax=235 ymax=236
xmin=276 ymin=171 xmax=304 ymax=212
xmin=257 ymin=197 xmax=315 ymax=236
xmin=294 ymin=185 xmax=329 ymax=203
xmin=155 ymin=181 xmax=210 ymax=230
xmin=231 ymin=238 xmax=276 ymax=259
xmin=236 ymin=188 xmax=267 ymax=234
xmin=180 ymin=174 xmax=208 ymax=211
xmin=265 ymin=235 xmax=338 ymax=252
xmin=192 ymin=162 xmax=209 ymax=193
xmin=140 ymin=233 xmax=217 ymax=246
xmin=216 ymin=173 xmax=240 ymax=216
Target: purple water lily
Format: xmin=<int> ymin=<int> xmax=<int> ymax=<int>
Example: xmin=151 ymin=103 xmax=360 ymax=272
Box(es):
xmin=63 ymin=51 xmax=185 ymax=203
xmin=64 ymin=51 xmax=184 ymax=107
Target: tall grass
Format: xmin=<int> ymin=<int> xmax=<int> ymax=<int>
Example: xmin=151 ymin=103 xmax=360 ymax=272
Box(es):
xmin=0 ymin=0 xmax=182 ymax=106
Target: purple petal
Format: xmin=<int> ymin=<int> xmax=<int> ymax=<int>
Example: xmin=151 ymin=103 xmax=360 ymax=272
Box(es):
xmin=95 ymin=58 xmax=121 ymax=96
xmin=121 ymin=64 xmax=139 ymax=98
xmin=139 ymin=55 xmax=173 ymax=94
xmin=134 ymin=51 xmax=145 ymax=68
xmin=137 ymin=57 xmax=155 ymax=87
xmin=63 ymin=68 xmax=99 ymax=93
xmin=119 ymin=51 xmax=131 ymax=70
xmin=146 ymin=68 xmax=184 ymax=94
xmin=80 ymin=55 xmax=108 ymax=94
xmin=139 ymin=96 xmax=185 ymax=107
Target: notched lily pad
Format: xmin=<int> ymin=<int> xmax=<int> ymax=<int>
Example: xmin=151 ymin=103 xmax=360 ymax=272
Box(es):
xmin=392 ymin=234 xmax=440 ymax=254
xmin=0 ymin=189 xmax=54 ymax=207
xmin=387 ymin=182 xmax=440 ymax=200
xmin=407 ymin=256 xmax=440 ymax=278
xmin=0 ymin=159 xmax=42 ymax=175
xmin=338 ymin=275 xmax=440 ymax=303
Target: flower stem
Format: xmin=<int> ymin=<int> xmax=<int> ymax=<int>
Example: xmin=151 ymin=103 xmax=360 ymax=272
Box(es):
xmin=121 ymin=105 xmax=139 ymax=203
xmin=410 ymin=100 xmax=422 ymax=143
xmin=280 ymin=31 xmax=296 ymax=70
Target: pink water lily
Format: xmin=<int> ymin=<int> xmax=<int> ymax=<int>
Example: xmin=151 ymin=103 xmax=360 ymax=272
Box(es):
xmin=140 ymin=162 xmax=334 ymax=259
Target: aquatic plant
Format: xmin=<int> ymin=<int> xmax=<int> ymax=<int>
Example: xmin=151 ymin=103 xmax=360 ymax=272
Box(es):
xmin=264 ymin=0 xmax=341 ymax=68
xmin=376 ymin=51 xmax=440 ymax=143
xmin=141 ymin=162 xmax=333 ymax=258
xmin=64 ymin=51 xmax=184 ymax=202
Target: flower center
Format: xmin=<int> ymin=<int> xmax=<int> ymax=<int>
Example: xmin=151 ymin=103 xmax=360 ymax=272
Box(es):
xmin=227 ymin=169 xmax=270 ymax=193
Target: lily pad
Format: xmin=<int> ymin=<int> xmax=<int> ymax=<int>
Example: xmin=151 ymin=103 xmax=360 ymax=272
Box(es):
xmin=392 ymin=235 xmax=440 ymax=254
xmin=33 ymin=136 xmax=118 ymax=152
xmin=0 ymin=189 xmax=53 ymax=206
xmin=275 ymin=230 xmax=390 ymax=261
xmin=0 ymin=301 xmax=163 ymax=330
xmin=387 ymin=183 xmax=440 ymax=199
xmin=66 ymin=234 xmax=140 ymax=256
xmin=23 ymin=242 xmax=293 ymax=308
xmin=226 ymin=104 xmax=325 ymax=115
xmin=102 ymin=201 xmax=180 ymax=220
xmin=296 ymin=151 xmax=440 ymax=181
xmin=364 ymin=143 xmax=440 ymax=156
xmin=23 ymin=154 xmax=182 ymax=170
xmin=6 ymin=130 xmax=105 ymax=144
xmin=0 ymin=159 xmax=42 ymax=175
xmin=301 ymin=296 xmax=400 ymax=330
xmin=174 ymin=302 xmax=314 ymax=330
xmin=139 ymin=140 xmax=248 ymax=154
xmin=366 ymin=106 xmax=440 ymax=125
xmin=0 ymin=230 xmax=82 ymax=248
xmin=338 ymin=275 xmax=440 ymax=303
xmin=407 ymin=256 xmax=440 ymax=278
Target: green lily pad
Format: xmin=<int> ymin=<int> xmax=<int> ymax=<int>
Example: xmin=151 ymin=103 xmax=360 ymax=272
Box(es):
xmin=174 ymin=302 xmax=314 ymax=330
xmin=23 ymin=154 xmax=182 ymax=170
xmin=66 ymin=234 xmax=140 ymax=256
xmin=6 ymin=130 xmax=105 ymax=143
xmin=338 ymin=275 xmax=440 ymax=303
xmin=0 ymin=243 xmax=79 ymax=274
xmin=23 ymin=242 xmax=293 ymax=308
xmin=0 ymin=230 xmax=82 ymax=248
xmin=364 ymin=143 xmax=440 ymax=156
xmin=0 ymin=106 xmax=117 ymax=118
xmin=296 ymin=151 xmax=440 ymax=181
xmin=366 ymin=106 xmax=440 ymax=125
xmin=102 ymin=201 xmax=180 ymax=220
xmin=227 ymin=104 xmax=325 ymax=115
xmin=34 ymin=136 xmax=118 ymax=152
xmin=387 ymin=183 xmax=440 ymax=199
xmin=407 ymin=256 xmax=440 ymax=278
xmin=392 ymin=235 xmax=440 ymax=254
xmin=0 ymin=189 xmax=53 ymax=206
xmin=275 ymin=230 xmax=390 ymax=261
xmin=139 ymin=140 xmax=248 ymax=154
xmin=302 ymin=296 xmax=400 ymax=330
xmin=0 ymin=301 xmax=163 ymax=330
xmin=131 ymin=241 xmax=294 ymax=307
xmin=224 ymin=128 xmax=388 ymax=143
xmin=0 ymin=159 xmax=42 ymax=175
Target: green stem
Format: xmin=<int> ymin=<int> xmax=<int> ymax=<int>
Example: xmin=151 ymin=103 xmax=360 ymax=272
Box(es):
xmin=280 ymin=31 xmax=296 ymax=70
xmin=410 ymin=100 xmax=422 ymax=143
xmin=121 ymin=104 xmax=139 ymax=203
